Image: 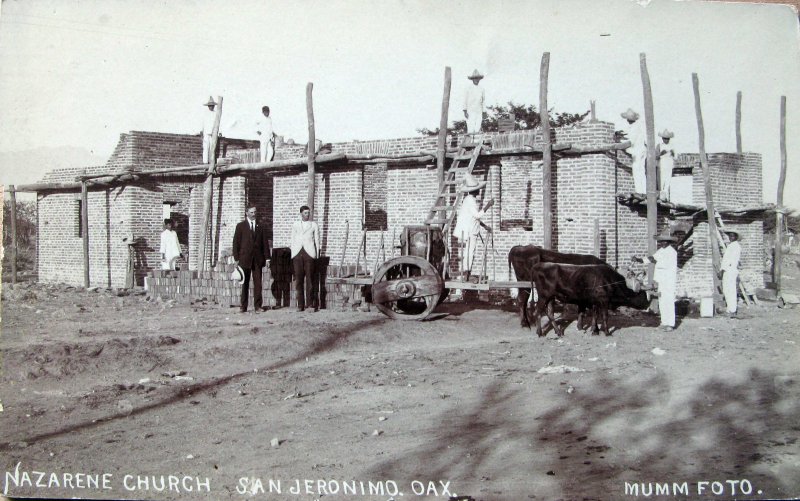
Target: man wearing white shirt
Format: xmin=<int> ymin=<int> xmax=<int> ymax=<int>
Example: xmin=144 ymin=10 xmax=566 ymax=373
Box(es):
xmin=201 ymin=96 xmax=218 ymax=164
xmin=256 ymin=105 xmax=275 ymax=163
xmin=463 ymin=69 xmax=485 ymax=135
xmin=720 ymin=230 xmax=742 ymax=317
xmin=657 ymin=129 xmax=676 ymax=201
xmin=291 ymin=205 xmax=321 ymax=312
xmin=454 ymin=174 xmax=493 ymax=281
xmin=621 ymin=108 xmax=647 ymax=194
xmin=159 ymin=219 xmax=182 ymax=270
xmin=647 ymin=232 xmax=678 ymax=331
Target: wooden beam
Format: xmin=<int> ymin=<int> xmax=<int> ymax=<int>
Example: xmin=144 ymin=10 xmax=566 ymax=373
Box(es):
xmin=593 ymin=218 xmax=600 ymax=258
xmin=736 ymin=91 xmax=743 ymax=154
xmin=540 ymin=52 xmax=553 ymax=250
xmin=9 ymin=185 xmax=17 ymax=285
xmin=198 ymin=95 xmax=223 ymax=272
xmin=81 ymin=180 xmax=90 ymax=288
xmin=7 ymin=181 xmax=82 ymax=192
xmin=218 ymin=152 xmax=347 ymax=173
xmin=692 ymin=73 xmax=722 ymax=294
xmin=775 ymin=96 xmax=787 ymax=293
xmin=306 ymin=83 xmax=316 ymax=213
xmin=640 ymin=53 xmax=658 ymax=288
xmin=437 ymin=67 xmax=452 ymax=191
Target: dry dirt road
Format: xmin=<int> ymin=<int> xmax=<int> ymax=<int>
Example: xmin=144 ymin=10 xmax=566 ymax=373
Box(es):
xmin=1 ymin=270 xmax=799 ymax=501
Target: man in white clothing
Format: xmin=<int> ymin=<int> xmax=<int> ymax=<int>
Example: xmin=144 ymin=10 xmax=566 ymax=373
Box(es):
xmin=290 ymin=205 xmax=321 ymax=312
xmin=257 ymin=105 xmax=275 ymax=163
xmin=159 ymin=219 xmax=182 ymax=270
xmin=201 ymin=96 xmax=218 ymax=163
xmin=454 ymin=174 xmax=493 ymax=281
xmin=657 ymin=129 xmax=676 ymax=201
xmin=463 ymin=69 xmax=485 ymax=135
xmin=720 ymin=230 xmax=742 ymax=317
xmin=621 ymin=108 xmax=647 ymax=194
xmin=647 ymin=232 xmax=678 ymax=331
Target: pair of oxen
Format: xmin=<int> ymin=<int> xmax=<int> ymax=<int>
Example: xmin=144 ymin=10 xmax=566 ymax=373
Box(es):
xmin=508 ymin=245 xmax=651 ymax=336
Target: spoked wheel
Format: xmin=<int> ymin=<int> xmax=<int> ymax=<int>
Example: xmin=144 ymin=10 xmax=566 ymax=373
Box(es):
xmin=371 ymin=256 xmax=444 ymax=320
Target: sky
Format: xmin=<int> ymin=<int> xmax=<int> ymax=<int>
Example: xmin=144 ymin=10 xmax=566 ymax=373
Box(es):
xmin=0 ymin=0 xmax=798 ymax=209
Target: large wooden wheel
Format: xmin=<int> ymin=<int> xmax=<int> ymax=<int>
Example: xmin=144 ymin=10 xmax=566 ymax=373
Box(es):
xmin=372 ymin=255 xmax=444 ymax=320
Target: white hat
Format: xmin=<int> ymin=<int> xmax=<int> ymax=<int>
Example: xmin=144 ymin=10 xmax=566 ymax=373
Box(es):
xmin=658 ymin=129 xmax=675 ymax=139
xmin=460 ymin=173 xmax=487 ymax=193
xmin=467 ymin=69 xmax=484 ymax=81
xmin=203 ymin=96 xmax=216 ymax=107
xmin=231 ymin=265 xmax=245 ymax=284
xmin=620 ymin=108 xmax=640 ymax=121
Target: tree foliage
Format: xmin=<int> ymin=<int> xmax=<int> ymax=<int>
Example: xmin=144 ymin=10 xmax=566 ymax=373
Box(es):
xmin=418 ymin=101 xmax=589 ymax=136
xmin=3 ymin=199 xmax=37 ymax=275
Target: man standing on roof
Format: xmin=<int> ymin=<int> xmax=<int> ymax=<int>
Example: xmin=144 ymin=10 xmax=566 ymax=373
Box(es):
xmin=201 ymin=96 xmax=218 ymax=164
xmin=720 ymin=230 xmax=742 ymax=318
xmin=257 ymin=105 xmax=275 ymax=163
xmin=657 ymin=129 xmax=676 ymax=201
xmin=454 ymin=174 xmax=493 ymax=282
xmin=621 ymin=108 xmax=647 ymax=194
xmin=646 ymin=231 xmax=678 ymax=331
xmin=463 ymin=69 xmax=485 ymax=136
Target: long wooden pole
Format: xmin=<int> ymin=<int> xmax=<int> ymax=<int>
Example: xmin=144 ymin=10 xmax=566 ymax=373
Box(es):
xmin=540 ymin=52 xmax=553 ymax=249
xmin=306 ymin=83 xmax=316 ymax=213
xmin=9 ymin=185 xmax=17 ymax=285
xmin=775 ymin=96 xmax=787 ymax=293
xmin=81 ymin=180 xmax=90 ymax=287
xmin=198 ymin=96 xmax=223 ymax=272
xmin=640 ymin=54 xmax=658 ymax=287
xmin=437 ymin=67 xmax=452 ymax=191
xmin=692 ymin=73 xmax=722 ymax=293
xmin=736 ymin=91 xmax=743 ymax=154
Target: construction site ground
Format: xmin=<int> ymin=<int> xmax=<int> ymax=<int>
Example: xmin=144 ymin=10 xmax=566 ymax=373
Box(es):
xmin=1 ymin=257 xmax=799 ymax=501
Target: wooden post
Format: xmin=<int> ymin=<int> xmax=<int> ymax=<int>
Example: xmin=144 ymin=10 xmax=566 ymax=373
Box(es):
xmin=540 ymin=52 xmax=553 ymax=250
xmin=589 ymin=100 xmax=597 ymax=123
xmin=640 ymin=54 xmax=658 ymax=287
xmin=9 ymin=185 xmax=17 ymax=285
xmin=306 ymin=83 xmax=316 ymax=213
xmin=437 ymin=67 xmax=452 ymax=191
xmin=736 ymin=91 xmax=743 ymax=154
xmin=775 ymin=96 xmax=787 ymax=293
xmin=81 ymin=180 xmax=90 ymax=287
xmin=593 ymin=218 xmax=600 ymax=257
xmin=692 ymin=73 xmax=722 ymax=293
xmin=198 ymin=96 xmax=223 ymax=272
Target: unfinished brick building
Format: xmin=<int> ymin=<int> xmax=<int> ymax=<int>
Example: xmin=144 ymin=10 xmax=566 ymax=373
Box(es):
xmin=35 ymin=122 xmax=768 ymax=299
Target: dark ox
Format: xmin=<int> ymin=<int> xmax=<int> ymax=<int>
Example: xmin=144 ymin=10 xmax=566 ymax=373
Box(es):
xmin=508 ymin=245 xmax=607 ymax=328
xmin=529 ymin=262 xmax=649 ymax=337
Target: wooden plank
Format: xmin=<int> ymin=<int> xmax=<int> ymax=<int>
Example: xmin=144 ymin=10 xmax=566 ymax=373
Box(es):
xmin=540 ymin=52 xmax=552 ymax=250
xmin=692 ymin=74 xmax=722 ymax=294
xmin=641 ymin=53 xmax=658 ymax=288
xmin=437 ymin=67 xmax=451 ymax=191
xmin=444 ymin=281 xmax=490 ymax=291
xmin=9 ymin=185 xmax=17 ymax=285
xmin=736 ymin=91 xmax=743 ymax=154
xmin=81 ymin=180 xmax=90 ymax=288
xmin=775 ymin=95 xmax=787 ymax=293
xmin=306 ymin=82 xmax=317 ymax=212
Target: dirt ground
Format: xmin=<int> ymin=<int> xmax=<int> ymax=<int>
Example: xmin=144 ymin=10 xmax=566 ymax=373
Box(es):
xmin=1 ymin=261 xmax=799 ymax=501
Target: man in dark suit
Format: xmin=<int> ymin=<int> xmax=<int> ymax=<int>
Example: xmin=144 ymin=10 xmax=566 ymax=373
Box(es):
xmin=232 ymin=204 xmax=270 ymax=313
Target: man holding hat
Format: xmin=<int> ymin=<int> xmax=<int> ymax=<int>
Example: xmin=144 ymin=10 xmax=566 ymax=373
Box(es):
xmin=647 ymin=231 xmax=678 ymax=331
xmin=657 ymin=129 xmax=676 ymax=201
xmin=720 ymin=230 xmax=742 ymax=317
xmin=621 ymin=108 xmax=647 ymax=194
xmin=454 ymin=174 xmax=494 ymax=281
xmin=201 ymin=96 xmax=218 ymax=164
xmin=463 ymin=70 xmax=485 ymax=135
xmin=232 ymin=204 xmax=270 ymax=313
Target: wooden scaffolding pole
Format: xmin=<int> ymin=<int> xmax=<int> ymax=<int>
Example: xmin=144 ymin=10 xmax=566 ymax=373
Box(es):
xmin=736 ymin=91 xmax=743 ymax=154
xmin=9 ymin=185 xmax=17 ymax=285
xmin=640 ymin=53 xmax=658 ymax=287
xmin=198 ymin=96 xmax=223 ymax=272
xmin=306 ymin=83 xmax=317 ymax=213
xmin=540 ymin=52 xmax=553 ymax=249
xmin=437 ymin=66 xmax=452 ymax=191
xmin=81 ymin=180 xmax=90 ymax=287
xmin=775 ymin=96 xmax=787 ymax=293
xmin=692 ymin=74 xmax=722 ymax=294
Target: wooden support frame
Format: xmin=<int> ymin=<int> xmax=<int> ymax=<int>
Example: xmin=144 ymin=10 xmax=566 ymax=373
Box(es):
xmin=736 ymin=91 xmax=743 ymax=154
xmin=81 ymin=180 xmax=90 ymax=287
xmin=540 ymin=52 xmax=552 ymax=249
xmin=197 ymin=96 xmax=223 ymax=272
xmin=640 ymin=53 xmax=658 ymax=288
xmin=9 ymin=185 xmax=18 ymax=285
xmin=306 ymin=82 xmax=316 ymax=213
xmin=775 ymin=96 xmax=787 ymax=293
xmin=437 ymin=67 xmax=452 ymax=191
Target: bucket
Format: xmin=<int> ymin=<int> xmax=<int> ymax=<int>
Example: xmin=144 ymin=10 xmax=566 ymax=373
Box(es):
xmin=700 ymin=297 xmax=714 ymax=317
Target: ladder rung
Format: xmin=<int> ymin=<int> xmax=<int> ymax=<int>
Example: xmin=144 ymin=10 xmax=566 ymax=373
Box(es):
xmin=431 ymin=205 xmax=455 ymax=211
xmin=453 ymin=155 xmax=474 ymax=161
xmin=425 ymin=218 xmax=449 ymax=225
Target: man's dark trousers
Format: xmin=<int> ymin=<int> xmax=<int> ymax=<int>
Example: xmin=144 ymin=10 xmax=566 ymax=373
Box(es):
xmin=240 ymin=266 xmax=263 ymax=312
xmin=232 ymin=219 xmax=269 ymax=312
xmin=292 ymin=248 xmax=316 ymax=310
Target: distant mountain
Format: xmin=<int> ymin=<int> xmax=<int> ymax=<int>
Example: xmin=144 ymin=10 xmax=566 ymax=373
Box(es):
xmin=0 ymin=146 xmax=108 ymax=188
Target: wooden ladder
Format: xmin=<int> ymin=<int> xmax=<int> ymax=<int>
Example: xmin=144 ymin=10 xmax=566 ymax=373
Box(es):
xmin=714 ymin=211 xmax=758 ymax=305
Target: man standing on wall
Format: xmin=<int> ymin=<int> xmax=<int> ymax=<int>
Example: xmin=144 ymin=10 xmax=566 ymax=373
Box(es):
xmin=291 ymin=205 xmax=320 ymax=312
xmin=160 ymin=218 xmax=182 ymax=270
xmin=232 ymin=204 xmax=270 ymax=313
xmin=621 ymin=108 xmax=647 ymax=194
xmin=720 ymin=230 xmax=742 ymax=318
xmin=257 ymin=105 xmax=275 ymax=163
xmin=657 ymin=129 xmax=676 ymax=201
xmin=201 ymin=96 xmax=218 ymax=164
xmin=463 ymin=69 xmax=485 ymax=136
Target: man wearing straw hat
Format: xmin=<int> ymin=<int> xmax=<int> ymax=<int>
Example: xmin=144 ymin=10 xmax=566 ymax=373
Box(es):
xmin=232 ymin=204 xmax=270 ymax=313
xmin=463 ymin=69 xmax=486 ymax=135
xmin=720 ymin=230 xmax=742 ymax=317
xmin=454 ymin=174 xmax=494 ymax=282
xmin=657 ymin=129 xmax=676 ymax=201
xmin=621 ymin=108 xmax=647 ymax=194
xmin=201 ymin=96 xmax=218 ymax=163
xmin=645 ymin=231 xmax=678 ymax=331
